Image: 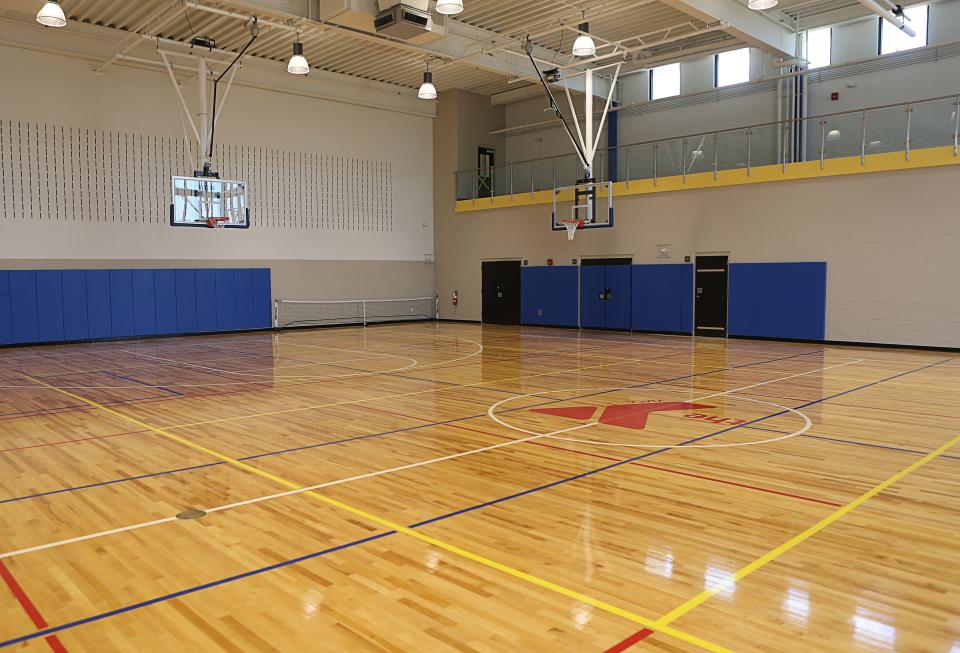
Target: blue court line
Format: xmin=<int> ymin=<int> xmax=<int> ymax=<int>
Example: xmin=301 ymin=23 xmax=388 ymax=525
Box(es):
xmin=799 ymin=432 xmax=960 ymax=461
xmin=0 ymin=356 xmax=949 ymax=649
xmin=746 ymin=425 xmax=960 ymax=462
xmin=0 ymin=350 xmax=811 ymax=504
xmin=102 ymin=371 xmax=182 ymax=397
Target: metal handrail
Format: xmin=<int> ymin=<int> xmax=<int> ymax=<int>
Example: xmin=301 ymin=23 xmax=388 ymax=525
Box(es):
xmin=454 ymin=92 xmax=960 ymax=175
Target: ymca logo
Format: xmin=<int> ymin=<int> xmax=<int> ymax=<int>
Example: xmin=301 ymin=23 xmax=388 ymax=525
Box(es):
xmin=530 ymin=401 xmax=717 ymax=431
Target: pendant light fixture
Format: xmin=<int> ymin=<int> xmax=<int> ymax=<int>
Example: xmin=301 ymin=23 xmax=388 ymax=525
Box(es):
xmin=287 ymin=39 xmax=309 ymax=75
xmin=36 ymin=1 xmax=67 ymax=28
xmin=418 ymin=63 xmax=437 ymax=100
xmin=572 ymin=21 xmax=596 ymax=58
xmin=435 ymin=0 xmax=464 ymax=15
xmin=747 ymin=0 xmax=778 ymax=10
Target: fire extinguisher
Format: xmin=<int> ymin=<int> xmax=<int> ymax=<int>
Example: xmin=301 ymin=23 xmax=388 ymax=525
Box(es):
xmin=451 ymin=290 xmax=459 ymax=306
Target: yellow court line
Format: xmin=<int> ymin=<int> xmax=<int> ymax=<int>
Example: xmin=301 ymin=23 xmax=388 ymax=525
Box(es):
xmin=26 ymin=374 xmax=730 ymax=653
xmin=654 ymin=431 xmax=960 ymax=628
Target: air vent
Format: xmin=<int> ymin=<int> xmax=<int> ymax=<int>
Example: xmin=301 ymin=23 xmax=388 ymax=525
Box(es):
xmin=374 ymin=4 xmax=432 ymax=39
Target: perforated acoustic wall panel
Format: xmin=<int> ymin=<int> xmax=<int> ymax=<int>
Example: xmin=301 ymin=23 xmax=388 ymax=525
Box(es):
xmin=0 ymin=119 xmax=393 ymax=231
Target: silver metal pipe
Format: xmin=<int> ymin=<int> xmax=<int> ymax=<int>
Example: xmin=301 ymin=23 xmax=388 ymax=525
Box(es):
xmin=860 ymin=111 xmax=867 ymax=166
xmin=954 ymin=96 xmax=959 ymax=157
xmin=819 ymin=120 xmax=826 ymax=169
xmin=905 ymin=104 xmax=912 ymax=161
xmin=856 ymin=0 xmax=917 ymax=37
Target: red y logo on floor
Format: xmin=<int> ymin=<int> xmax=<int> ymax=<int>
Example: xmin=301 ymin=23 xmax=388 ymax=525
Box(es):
xmin=531 ymin=401 xmax=715 ymax=430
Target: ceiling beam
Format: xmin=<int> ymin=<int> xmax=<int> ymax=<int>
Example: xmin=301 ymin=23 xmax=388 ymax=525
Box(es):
xmin=657 ymin=0 xmax=796 ymax=58
xmin=194 ymin=0 xmax=610 ymax=97
xmin=431 ymin=20 xmax=612 ymax=99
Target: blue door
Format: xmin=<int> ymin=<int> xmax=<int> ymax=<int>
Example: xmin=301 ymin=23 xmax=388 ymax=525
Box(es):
xmin=579 ymin=266 xmax=605 ymax=328
xmin=604 ymin=265 xmax=632 ymax=330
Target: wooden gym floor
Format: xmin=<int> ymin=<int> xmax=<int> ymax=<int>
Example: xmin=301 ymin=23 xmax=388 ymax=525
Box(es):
xmin=0 ymin=322 xmax=957 ymax=652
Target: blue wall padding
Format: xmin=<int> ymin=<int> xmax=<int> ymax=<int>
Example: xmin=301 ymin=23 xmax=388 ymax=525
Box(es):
xmin=86 ymin=270 xmax=112 ymax=339
xmin=132 ymin=270 xmax=158 ymax=337
xmin=195 ymin=269 xmax=218 ymax=333
xmin=252 ymin=269 xmax=272 ymax=328
xmin=0 ymin=271 xmax=13 ymax=345
xmin=234 ymin=269 xmax=255 ymax=330
xmin=62 ymin=271 xmax=90 ymax=341
xmin=154 ymin=270 xmax=178 ymax=335
xmin=215 ymin=269 xmax=237 ymax=331
xmin=109 ymin=270 xmax=135 ymax=338
xmin=521 ymin=266 xmax=579 ymax=326
xmin=579 ymin=266 xmax=605 ymax=328
xmin=175 ymin=270 xmax=199 ymax=334
xmin=36 ymin=270 xmax=65 ymax=343
xmin=10 ymin=271 xmax=39 ymax=344
xmin=729 ymin=262 xmax=827 ymax=340
xmin=604 ymin=265 xmax=632 ymax=329
xmin=631 ymin=264 xmax=693 ymax=333
xmin=0 ymin=268 xmax=272 ymax=346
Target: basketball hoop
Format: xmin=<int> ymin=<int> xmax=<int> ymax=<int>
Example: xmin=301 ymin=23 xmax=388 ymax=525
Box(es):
xmin=560 ymin=218 xmax=584 ymax=240
xmin=206 ymin=216 xmax=229 ymax=229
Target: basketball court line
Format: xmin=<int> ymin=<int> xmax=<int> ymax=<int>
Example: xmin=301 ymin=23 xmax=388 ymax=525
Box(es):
xmin=156 ymin=349 xmax=821 ymax=431
xmin=362 ymin=406 xmax=844 ymax=507
xmin=2 ymin=357 xmax=947 ymax=651
xmin=17 ymin=375 xmax=732 ymax=653
xmin=0 ymin=560 xmax=69 ymax=653
xmin=485 ymin=361 xmax=861 ymax=449
xmin=641 ymin=429 xmax=960 ymax=642
xmin=0 ymin=350 xmax=812 ymax=504
xmin=4 ymin=361 xmax=845 ymax=560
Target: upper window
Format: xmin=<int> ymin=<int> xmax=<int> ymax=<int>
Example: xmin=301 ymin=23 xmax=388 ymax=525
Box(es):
xmin=715 ymin=48 xmax=750 ymax=87
xmin=806 ymin=27 xmax=832 ymax=69
xmin=879 ymin=4 xmax=928 ymax=54
xmin=649 ymin=62 xmax=680 ymax=100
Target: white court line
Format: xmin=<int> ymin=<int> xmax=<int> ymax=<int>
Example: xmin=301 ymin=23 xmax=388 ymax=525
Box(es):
xmin=118 ymin=348 xmax=419 ymax=381
xmin=487 ymin=360 xmax=861 ymax=449
xmin=0 ymin=335 xmax=486 ymax=390
xmin=0 ymin=424 xmax=590 ymax=561
xmin=0 ymin=360 xmax=851 ymax=560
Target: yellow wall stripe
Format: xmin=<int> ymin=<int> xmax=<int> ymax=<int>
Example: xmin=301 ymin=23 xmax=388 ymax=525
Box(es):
xmin=655 ymin=431 xmax=960 ymax=627
xmin=455 ymin=145 xmax=960 ymax=214
xmin=26 ymin=375 xmax=731 ymax=653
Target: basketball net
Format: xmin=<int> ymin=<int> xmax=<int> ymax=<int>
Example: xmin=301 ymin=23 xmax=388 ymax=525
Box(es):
xmin=561 ymin=218 xmax=584 ymax=240
xmin=206 ymin=216 xmax=229 ymax=229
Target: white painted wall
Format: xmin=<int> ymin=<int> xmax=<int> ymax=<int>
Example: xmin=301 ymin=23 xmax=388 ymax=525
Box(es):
xmin=435 ymin=166 xmax=960 ymax=348
xmin=0 ymin=18 xmax=435 ymax=266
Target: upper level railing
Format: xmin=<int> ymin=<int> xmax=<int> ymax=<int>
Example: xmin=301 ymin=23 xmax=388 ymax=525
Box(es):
xmin=454 ymin=94 xmax=960 ymax=201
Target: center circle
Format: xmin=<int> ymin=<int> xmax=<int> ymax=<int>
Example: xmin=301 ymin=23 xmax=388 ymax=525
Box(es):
xmin=487 ymin=386 xmax=811 ymax=450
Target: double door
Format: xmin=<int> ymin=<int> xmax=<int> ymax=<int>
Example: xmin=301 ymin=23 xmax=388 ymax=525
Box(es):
xmin=580 ymin=259 xmax=632 ymax=330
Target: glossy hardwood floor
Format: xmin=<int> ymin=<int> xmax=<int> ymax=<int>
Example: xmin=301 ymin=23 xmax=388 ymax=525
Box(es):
xmin=0 ymin=322 xmax=957 ymax=653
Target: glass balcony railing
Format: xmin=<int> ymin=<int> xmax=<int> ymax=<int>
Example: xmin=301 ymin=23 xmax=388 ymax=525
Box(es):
xmin=454 ymin=94 xmax=960 ymax=201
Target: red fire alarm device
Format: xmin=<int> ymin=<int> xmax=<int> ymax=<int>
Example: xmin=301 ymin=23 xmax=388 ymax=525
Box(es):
xmin=546 ymin=258 xmax=554 ymax=266
xmin=830 ymin=91 xmax=839 ymax=101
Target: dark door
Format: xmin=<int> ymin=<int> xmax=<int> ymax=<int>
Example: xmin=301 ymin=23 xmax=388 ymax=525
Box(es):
xmin=695 ymin=255 xmax=728 ymax=337
xmin=482 ymin=260 xmax=521 ymax=325
xmin=579 ymin=266 xmax=605 ymax=328
xmin=580 ymin=258 xmax=632 ymax=330
xmin=603 ymin=264 xmax=632 ymax=330
xmin=477 ymin=146 xmax=495 ymax=198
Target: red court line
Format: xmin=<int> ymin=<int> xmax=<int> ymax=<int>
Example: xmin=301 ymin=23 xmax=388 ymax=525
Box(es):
xmin=360 ymin=406 xmax=842 ymax=507
xmin=0 ymin=429 xmax=149 ymax=454
xmin=603 ymin=628 xmax=654 ymax=653
xmin=0 ymin=560 xmax=69 ymax=653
